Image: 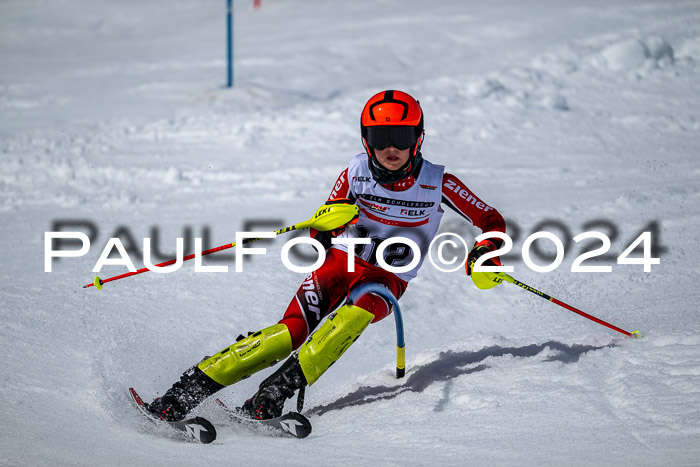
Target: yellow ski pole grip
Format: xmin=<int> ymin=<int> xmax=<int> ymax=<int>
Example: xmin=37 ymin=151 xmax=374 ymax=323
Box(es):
xmin=300 ymin=203 xmax=359 ymax=232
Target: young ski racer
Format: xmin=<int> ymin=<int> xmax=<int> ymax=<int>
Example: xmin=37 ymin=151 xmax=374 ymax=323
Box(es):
xmin=145 ymin=90 xmax=507 ymax=422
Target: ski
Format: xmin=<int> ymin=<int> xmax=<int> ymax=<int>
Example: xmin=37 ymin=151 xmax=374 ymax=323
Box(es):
xmin=215 ymin=398 xmax=312 ymax=439
xmin=129 ymin=387 xmax=217 ymax=444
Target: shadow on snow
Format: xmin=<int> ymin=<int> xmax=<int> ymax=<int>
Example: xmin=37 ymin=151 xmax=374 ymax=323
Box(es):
xmin=307 ymin=340 xmax=613 ymax=416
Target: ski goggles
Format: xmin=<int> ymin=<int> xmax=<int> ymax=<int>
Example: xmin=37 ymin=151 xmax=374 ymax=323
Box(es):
xmin=365 ymin=126 xmax=418 ymax=151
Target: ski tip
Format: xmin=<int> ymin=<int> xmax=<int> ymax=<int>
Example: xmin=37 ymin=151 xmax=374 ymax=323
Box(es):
xmin=128 ymin=387 xmax=145 ymax=405
xmin=631 ymin=330 xmax=643 ymax=339
xmin=215 ymin=398 xmax=227 ymax=409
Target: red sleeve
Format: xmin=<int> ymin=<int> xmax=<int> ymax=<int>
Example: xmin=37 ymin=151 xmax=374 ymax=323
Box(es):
xmin=311 ymin=168 xmax=354 ymax=242
xmin=327 ymin=167 xmax=352 ymax=201
xmin=441 ymin=172 xmax=506 ymax=236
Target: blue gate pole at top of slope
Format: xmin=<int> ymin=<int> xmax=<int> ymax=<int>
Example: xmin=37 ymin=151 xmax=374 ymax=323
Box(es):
xmin=226 ymin=0 xmax=233 ymax=87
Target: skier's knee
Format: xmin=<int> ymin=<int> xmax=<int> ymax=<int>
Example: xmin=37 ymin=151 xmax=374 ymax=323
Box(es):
xmin=354 ymin=292 xmax=391 ymax=323
xmin=278 ymin=315 xmax=309 ymax=350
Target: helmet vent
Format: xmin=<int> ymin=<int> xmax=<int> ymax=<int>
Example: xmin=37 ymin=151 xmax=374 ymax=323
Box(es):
xmin=368 ymin=90 xmax=409 ymax=121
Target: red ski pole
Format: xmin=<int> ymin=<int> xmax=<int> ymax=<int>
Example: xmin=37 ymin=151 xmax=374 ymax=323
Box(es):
xmin=84 ymin=239 xmax=255 ymax=290
xmin=83 ymin=202 xmax=358 ymax=290
xmin=492 ymin=273 xmax=642 ymax=338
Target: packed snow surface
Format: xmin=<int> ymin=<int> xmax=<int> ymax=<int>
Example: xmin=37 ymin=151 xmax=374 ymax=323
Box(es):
xmin=1 ymin=0 xmax=700 ymax=465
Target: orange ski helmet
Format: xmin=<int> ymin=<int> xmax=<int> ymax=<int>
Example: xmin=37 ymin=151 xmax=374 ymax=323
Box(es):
xmin=360 ymin=90 xmax=424 ymax=184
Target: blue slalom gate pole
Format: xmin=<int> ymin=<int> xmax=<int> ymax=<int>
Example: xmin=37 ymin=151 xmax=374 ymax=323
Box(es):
xmin=226 ymin=0 xmax=233 ymax=87
xmin=348 ymin=283 xmax=406 ymax=378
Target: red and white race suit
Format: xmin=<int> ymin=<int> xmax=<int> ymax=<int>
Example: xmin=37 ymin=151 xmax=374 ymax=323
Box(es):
xmin=279 ymin=153 xmax=506 ymax=348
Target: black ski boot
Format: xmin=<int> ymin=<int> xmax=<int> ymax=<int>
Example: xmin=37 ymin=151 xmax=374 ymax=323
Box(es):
xmin=241 ymin=355 xmax=307 ymax=420
xmin=147 ymin=366 xmax=224 ymax=421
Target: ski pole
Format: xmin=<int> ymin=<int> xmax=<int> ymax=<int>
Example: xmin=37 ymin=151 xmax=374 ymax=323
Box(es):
xmin=84 ymin=202 xmax=359 ymax=290
xmin=493 ymin=272 xmax=642 ymax=338
xmin=348 ymin=283 xmax=405 ymax=378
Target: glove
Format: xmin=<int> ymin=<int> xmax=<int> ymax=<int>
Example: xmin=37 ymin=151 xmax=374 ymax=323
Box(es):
xmin=323 ymin=198 xmax=359 ymax=234
xmin=466 ymin=239 xmax=500 ymax=276
xmin=325 ymin=198 xmax=359 ymax=218
xmin=311 ymin=198 xmax=358 ymax=249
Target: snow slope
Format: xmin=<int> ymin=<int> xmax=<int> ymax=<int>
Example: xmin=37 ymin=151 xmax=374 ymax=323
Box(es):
xmin=1 ymin=0 xmax=700 ymax=465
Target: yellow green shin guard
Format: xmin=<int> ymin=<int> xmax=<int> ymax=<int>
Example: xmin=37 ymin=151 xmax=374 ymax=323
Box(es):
xmin=197 ymin=323 xmax=293 ymax=386
xmin=298 ymin=305 xmax=374 ymax=385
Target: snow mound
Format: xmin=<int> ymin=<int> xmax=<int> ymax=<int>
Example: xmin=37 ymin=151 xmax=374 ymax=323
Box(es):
xmin=462 ymin=70 xmax=569 ymax=111
xmin=677 ymin=36 xmax=700 ymax=60
xmin=163 ymin=166 xmax=185 ymax=184
xmin=599 ymin=36 xmax=674 ymax=71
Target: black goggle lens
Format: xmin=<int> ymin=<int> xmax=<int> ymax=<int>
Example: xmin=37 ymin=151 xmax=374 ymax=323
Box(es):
xmin=366 ymin=126 xmax=417 ymax=151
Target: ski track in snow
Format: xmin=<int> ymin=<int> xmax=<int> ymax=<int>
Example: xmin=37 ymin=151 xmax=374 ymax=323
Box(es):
xmin=1 ymin=0 xmax=700 ymax=465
